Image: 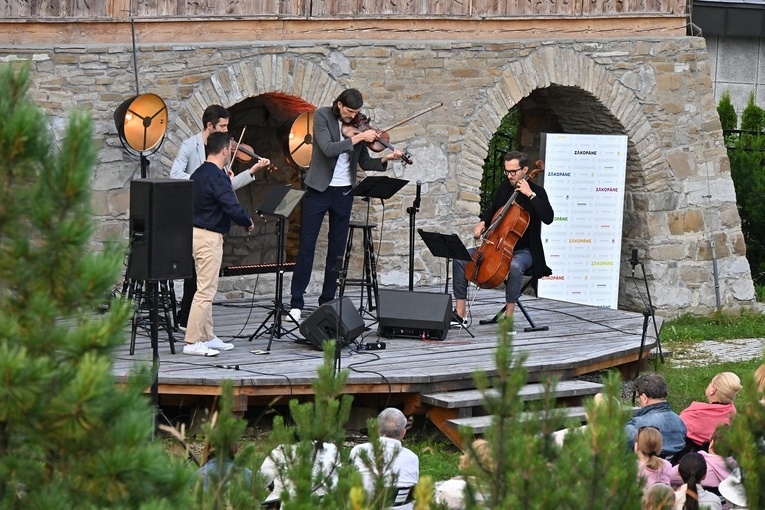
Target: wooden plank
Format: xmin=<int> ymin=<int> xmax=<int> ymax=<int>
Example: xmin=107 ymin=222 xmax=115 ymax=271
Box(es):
xmin=447 ymin=405 xmax=588 ymax=433
xmin=421 ymin=380 xmax=603 ymax=408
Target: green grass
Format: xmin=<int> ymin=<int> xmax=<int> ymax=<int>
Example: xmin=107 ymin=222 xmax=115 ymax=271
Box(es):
xmin=661 ymin=308 xmax=765 ymax=342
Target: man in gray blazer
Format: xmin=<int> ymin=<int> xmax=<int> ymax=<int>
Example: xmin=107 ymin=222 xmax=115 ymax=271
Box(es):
xmin=288 ymin=89 xmax=403 ymax=323
xmin=170 ymin=104 xmax=269 ymax=330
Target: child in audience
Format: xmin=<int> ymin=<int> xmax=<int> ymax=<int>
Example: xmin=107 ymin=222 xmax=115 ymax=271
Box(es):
xmin=674 ymin=452 xmax=722 ymax=510
xmin=642 ymin=483 xmax=675 ymax=510
xmin=635 ymin=426 xmax=672 ymax=485
xmin=434 ymin=439 xmax=493 ymax=509
xmin=679 ymin=372 xmax=741 ymax=450
xmin=669 ymin=425 xmax=735 ymax=490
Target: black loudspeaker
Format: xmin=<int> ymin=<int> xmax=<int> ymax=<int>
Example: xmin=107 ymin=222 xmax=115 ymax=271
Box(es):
xmin=377 ymin=290 xmax=452 ymax=340
xmin=129 ymin=179 xmax=194 ymax=281
xmin=299 ymin=297 xmax=366 ymax=350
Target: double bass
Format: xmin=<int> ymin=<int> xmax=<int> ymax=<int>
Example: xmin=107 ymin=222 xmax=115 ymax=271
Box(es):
xmin=464 ymin=161 xmax=544 ymax=289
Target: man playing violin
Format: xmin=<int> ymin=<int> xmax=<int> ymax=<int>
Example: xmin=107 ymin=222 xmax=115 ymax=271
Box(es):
xmin=288 ymin=89 xmax=404 ymax=324
xmin=452 ymin=150 xmax=554 ymax=326
xmin=169 ymin=104 xmax=271 ymax=331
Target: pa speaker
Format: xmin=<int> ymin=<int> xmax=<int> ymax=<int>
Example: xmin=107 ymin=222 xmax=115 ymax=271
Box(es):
xmin=129 ymin=179 xmax=194 ymax=281
xmin=299 ymin=297 xmax=366 ymax=350
xmin=377 ymin=290 xmax=452 ymax=340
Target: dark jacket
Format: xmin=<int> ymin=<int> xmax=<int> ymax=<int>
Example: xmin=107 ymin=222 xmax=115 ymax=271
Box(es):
xmin=479 ymin=180 xmax=554 ymax=279
xmin=190 ymin=162 xmax=252 ymax=234
xmin=303 ymin=106 xmax=387 ymax=192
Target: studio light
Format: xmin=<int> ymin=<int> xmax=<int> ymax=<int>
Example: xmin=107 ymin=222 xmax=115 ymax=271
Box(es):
xmin=114 ymin=93 xmax=168 ymax=177
xmin=278 ymin=110 xmax=314 ymax=170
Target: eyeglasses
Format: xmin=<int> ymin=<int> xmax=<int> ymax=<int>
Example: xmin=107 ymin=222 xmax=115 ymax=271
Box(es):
xmin=504 ymin=167 xmax=523 ymax=176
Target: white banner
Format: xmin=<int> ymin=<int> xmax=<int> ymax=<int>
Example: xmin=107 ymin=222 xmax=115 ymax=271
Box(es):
xmin=537 ymin=133 xmax=628 ymax=309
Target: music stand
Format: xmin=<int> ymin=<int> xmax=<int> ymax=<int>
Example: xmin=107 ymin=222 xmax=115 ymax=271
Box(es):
xmin=248 ymin=185 xmax=305 ymax=350
xmin=418 ymin=230 xmax=475 ymax=338
xmin=340 ymin=176 xmax=408 ymax=318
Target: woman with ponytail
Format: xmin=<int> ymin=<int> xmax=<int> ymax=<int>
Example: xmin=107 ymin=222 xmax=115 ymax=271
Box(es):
xmin=635 ymin=426 xmax=673 ymax=486
xmin=674 ymin=452 xmax=722 ymax=510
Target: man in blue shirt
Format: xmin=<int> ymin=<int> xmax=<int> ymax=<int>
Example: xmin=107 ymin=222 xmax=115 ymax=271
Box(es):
xmin=625 ymin=373 xmax=687 ymax=458
xmin=183 ymin=132 xmax=269 ymax=356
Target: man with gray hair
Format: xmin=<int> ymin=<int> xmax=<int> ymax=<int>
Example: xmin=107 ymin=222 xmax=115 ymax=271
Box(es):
xmin=350 ymin=408 xmax=419 ymax=510
xmin=625 ymin=373 xmax=687 ymax=457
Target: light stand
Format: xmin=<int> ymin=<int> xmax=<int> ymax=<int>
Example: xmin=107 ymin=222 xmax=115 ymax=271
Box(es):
xmin=333 ymin=255 xmax=347 ymax=376
xmin=629 ymin=248 xmax=664 ymax=403
xmin=406 ymin=181 xmax=422 ymax=291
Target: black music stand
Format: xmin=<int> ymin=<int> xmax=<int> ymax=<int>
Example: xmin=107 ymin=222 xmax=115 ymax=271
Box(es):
xmin=248 ymin=185 xmax=305 ymax=350
xmin=418 ymin=230 xmax=475 ymax=338
xmin=340 ymin=176 xmax=408 ymax=318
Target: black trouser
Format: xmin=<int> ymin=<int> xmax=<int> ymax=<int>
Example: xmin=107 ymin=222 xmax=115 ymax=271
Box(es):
xmin=177 ymin=267 xmax=197 ymax=328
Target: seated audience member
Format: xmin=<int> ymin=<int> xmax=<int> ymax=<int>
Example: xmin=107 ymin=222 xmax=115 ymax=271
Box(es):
xmin=434 ymin=439 xmax=493 ymax=509
xmin=642 ymin=483 xmax=676 ymax=510
xmin=259 ymin=441 xmax=340 ymax=505
xmin=635 ymin=426 xmax=672 ymax=486
xmin=669 ymin=425 xmax=736 ymax=491
xmin=673 ymin=452 xmax=722 ymax=510
xmin=755 ymin=363 xmax=765 ymax=404
xmin=552 ymin=392 xmax=610 ymax=447
xmin=196 ymin=444 xmax=253 ymax=490
xmin=718 ymin=468 xmax=747 ymax=510
xmin=626 ymin=374 xmax=687 ymax=458
xmin=680 ymin=372 xmax=742 ymax=450
xmin=350 ymin=408 xmax=419 ymax=510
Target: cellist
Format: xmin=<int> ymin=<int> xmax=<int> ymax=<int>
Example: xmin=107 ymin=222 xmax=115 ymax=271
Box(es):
xmin=452 ymin=151 xmax=554 ymax=326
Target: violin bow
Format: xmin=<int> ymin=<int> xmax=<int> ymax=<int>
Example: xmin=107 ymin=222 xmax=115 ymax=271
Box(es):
xmin=377 ymin=102 xmax=443 ymax=135
xmin=227 ymin=126 xmax=247 ymax=170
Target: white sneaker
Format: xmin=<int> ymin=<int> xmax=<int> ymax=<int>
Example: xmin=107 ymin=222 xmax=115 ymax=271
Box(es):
xmin=204 ymin=337 xmax=235 ymax=351
xmin=183 ymin=341 xmax=220 ymax=357
xmin=287 ymin=308 xmax=302 ymax=325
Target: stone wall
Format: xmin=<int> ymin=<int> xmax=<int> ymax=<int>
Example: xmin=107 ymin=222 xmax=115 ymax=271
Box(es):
xmin=0 ymin=36 xmax=755 ymax=316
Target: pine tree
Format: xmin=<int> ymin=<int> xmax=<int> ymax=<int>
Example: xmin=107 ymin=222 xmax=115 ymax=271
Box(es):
xmin=715 ymin=359 xmax=765 ymax=510
xmin=0 ymin=62 xmax=191 ymax=509
xmin=717 ymin=90 xmax=737 ymax=131
xmin=459 ymin=318 xmax=642 ymax=509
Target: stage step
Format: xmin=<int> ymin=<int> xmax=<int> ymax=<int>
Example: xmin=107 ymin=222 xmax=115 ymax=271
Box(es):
xmin=447 ymin=406 xmax=588 ymax=434
xmin=422 ymin=379 xmax=603 ymax=447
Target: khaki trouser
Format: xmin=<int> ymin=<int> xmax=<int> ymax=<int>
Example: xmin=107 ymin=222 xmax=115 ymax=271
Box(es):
xmin=184 ymin=227 xmax=223 ymax=344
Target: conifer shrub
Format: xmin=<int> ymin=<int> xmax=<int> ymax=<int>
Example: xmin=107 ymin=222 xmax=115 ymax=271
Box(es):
xmin=0 ymin=62 xmax=191 ymax=509
xmin=717 ymin=90 xmax=737 ymax=131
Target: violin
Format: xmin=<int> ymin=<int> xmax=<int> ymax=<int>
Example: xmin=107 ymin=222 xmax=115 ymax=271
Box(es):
xmin=233 ymin=142 xmax=278 ymax=173
xmin=342 ymin=112 xmax=413 ymax=166
xmin=464 ymin=160 xmax=544 ymax=289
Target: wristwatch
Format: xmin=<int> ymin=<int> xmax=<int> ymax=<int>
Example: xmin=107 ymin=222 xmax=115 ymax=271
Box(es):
xmin=529 ymin=192 xmax=537 ymax=200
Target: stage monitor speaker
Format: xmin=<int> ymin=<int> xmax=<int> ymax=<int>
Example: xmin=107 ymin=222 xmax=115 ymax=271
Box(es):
xmin=129 ymin=179 xmax=194 ymax=281
xmin=377 ymin=290 xmax=452 ymax=340
xmin=299 ymin=297 xmax=366 ymax=350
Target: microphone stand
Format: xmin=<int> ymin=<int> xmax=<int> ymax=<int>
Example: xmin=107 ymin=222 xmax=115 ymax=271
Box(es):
xmin=630 ymin=249 xmax=664 ymax=405
xmin=333 ymin=256 xmax=346 ymax=376
xmin=406 ymin=181 xmax=422 ymax=291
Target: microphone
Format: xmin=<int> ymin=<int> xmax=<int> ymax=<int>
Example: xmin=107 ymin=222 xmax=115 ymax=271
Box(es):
xmin=629 ymin=248 xmax=639 ymax=274
xmin=214 ymin=364 xmax=240 ymax=371
xmin=414 ymin=180 xmax=422 ymax=209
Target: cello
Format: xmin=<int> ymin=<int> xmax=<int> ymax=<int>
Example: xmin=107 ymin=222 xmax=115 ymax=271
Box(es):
xmin=464 ymin=161 xmax=544 ymax=289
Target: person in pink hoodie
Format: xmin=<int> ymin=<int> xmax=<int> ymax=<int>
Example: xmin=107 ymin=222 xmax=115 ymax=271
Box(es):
xmin=669 ymin=426 xmax=736 ymax=490
xmin=680 ymin=372 xmax=742 ymax=449
xmin=636 ymin=426 xmax=673 ymax=486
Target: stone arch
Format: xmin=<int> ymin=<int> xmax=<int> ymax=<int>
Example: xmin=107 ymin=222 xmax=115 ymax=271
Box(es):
xmin=161 ymin=55 xmax=343 ymax=161
xmin=460 ymin=46 xmax=664 ymax=192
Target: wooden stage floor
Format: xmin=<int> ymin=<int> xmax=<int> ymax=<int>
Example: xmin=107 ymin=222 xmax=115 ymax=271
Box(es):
xmin=112 ymin=285 xmax=662 ymax=414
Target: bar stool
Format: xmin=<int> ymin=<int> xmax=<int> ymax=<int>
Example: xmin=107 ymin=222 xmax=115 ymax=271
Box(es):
xmin=339 ymin=220 xmax=379 ymax=317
